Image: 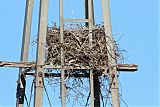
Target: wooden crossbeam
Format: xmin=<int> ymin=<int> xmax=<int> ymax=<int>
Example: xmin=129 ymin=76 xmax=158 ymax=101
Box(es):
xmin=0 ymin=61 xmax=35 ymax=68
xmin=0 ymin=61 xmax=138 ymax=71
xmin=116 ymin=64 xmax=138 ymax=71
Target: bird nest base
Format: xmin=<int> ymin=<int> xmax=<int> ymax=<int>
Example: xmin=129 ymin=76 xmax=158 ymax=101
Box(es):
xmin=45 ymin=25 xmax=120 ymax=69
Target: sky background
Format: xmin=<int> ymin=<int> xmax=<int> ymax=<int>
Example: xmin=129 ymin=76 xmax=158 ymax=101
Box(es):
xmin=0 ymin=0 xmax=159 ymax=107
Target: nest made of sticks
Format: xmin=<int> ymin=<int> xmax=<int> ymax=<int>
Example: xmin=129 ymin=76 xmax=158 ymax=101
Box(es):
xmin=45 ymin=25 xmax=119 ymax=69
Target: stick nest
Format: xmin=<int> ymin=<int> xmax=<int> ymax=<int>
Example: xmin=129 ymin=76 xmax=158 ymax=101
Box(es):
xmin=46 ymin=25 xmax=119 ymax=69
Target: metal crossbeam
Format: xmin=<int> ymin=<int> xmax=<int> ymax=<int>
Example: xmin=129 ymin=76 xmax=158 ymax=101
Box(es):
xmin=25 ymin=72 xmax=93 ymax=78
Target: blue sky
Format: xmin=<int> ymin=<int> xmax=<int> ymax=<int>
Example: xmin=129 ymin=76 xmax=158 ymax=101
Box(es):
xmin=0 ymin=0 xmax=159 ymax=107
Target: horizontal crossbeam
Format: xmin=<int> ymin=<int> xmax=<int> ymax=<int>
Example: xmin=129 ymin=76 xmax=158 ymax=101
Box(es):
xmin=0 ymin=61 xmax=35 ymax=68
xmin=64 ymin=19 xmax=90 ymax=23
xmin=25 ymin=72 xmax=92 ymax=77
xmin=0 ymin=61 xmax=138 ymax=71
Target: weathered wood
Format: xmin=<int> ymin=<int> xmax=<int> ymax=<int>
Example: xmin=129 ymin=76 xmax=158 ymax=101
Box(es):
xmin=0 ymin=61 xmax=138 ymax=71
xmin=116 ymin=64 xmax=138 ymax=71
xmin=0 ymin=61 xmax=35 ymax=68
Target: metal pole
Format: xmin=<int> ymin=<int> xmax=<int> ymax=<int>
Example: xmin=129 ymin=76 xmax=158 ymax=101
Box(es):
xmin=60 ymin=0 xmax=66 ymax=107
xmin=16 ymin=0 xmax=34 ymax=107
xmin=34 ymin=0 xmax=48 ymax=107
xmin=88 ymin=0 xmax=93 ymax=46
xmin=84 ymin=0 xmax=94 ymax=26
xmin=86 ymin=1 xmax=101 ymax=106
xmin=84 ymin=3 xmax=101 ymax=106
xmin=89 ymin=70 xmax=94 ymax=107
xmin=88 ymin=0 xmax=94 ymax=107
xmin=101 ymin=0 xmax=120 ymax=107
xmin=93 ymin=72 xmax=100 ymax=107
xmin=91 ymin=0 xmax=95 ymax=25
xmin=84 ymin=0 xmax=88 ymax=26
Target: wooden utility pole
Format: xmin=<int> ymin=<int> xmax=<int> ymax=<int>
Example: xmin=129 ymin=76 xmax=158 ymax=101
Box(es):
xmin=34 ymin=0 xmax=48 ymax=107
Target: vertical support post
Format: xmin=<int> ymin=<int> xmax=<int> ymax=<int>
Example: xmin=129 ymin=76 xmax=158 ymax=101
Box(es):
xmin=84 ymin=0 xmax=94 ymax=26
xmin=101 ymin=0 xmax=120 ymax=107
xmin=84 ymin=0 xmax=100 ymax=107
xmin=89 ymin=70 xmax=94 ymax=107
xmin=91 ymin=0 xmax=95 ymax=25
xmin=34 ymin=0 xmax=48 ymax=107
xmin=84 ymin=0 xmax=88 ymax=27
xmin=88 ymin=0 xmax=94 ymax=107
xmin=93 ymin=71 xmax=100 ymax=107
xmin=16 ymin=0 xmax=34 ymax=107
xmin=88 ymin=0 xmax=93 ymax=47
xmin=60 ymin=0 xmax=66 ymax=107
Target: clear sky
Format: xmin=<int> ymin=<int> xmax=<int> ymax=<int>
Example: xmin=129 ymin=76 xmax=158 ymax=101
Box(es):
xmin=0 ymin=0 xmax=159 ymax=107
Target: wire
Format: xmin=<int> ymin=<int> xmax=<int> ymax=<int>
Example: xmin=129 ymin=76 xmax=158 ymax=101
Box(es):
xmin=28 ymin=79 xmax=34 ymax=107
xmin=85 ymin=92 xmax=90 ymax=107
xmin=100 ymin=93 xmax=105 ymax=107
xmin=118 ymin=75 xmax=127 ymax=107
xmin=42 ymin=77 xmax=53 ymax=107
xmin=24 ymin=94 xmax=30 ymax=107
xmin=119 ymin=95 xmax=128 ymax=107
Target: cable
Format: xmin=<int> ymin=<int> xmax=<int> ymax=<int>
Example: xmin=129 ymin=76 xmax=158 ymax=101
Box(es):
xmin=118 ymin=75 xmax=127 ymax=107
xmin=24 ymin=94 xmax=29 ymax=107
xmin=85 ymin=92 xmax=90 ymax=107
xmin=119 ymin=95 xmax=128 ymax=107
xmin=28 ymin=79 xmax=34 ymax=107
xmin=100 ymin=93 xmax=105 ymax=107
xmin=42 ymin=77 xmax=53 ymax=107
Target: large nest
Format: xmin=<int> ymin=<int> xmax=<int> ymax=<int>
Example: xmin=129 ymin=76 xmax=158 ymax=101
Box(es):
xmin=46 ymin=25 xmax=119 ymax=69
xmin=45 ymin=25 xmax=122 ymax=106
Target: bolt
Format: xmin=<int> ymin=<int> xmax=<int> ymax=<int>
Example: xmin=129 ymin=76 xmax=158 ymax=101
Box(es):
xmin=38 ymin=72 xmax=43 ymax=77
xmin=113 ymin=82 xmax=116 ymax=86
xmin=39 ymin=81 xmax=42 ymax=84
xmin=111 ymin=74 xmax=115 ymax=78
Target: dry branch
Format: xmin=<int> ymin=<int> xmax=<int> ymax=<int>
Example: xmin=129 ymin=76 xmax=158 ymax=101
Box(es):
xmin=46 ymin=25 xmax=121 ymax=69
